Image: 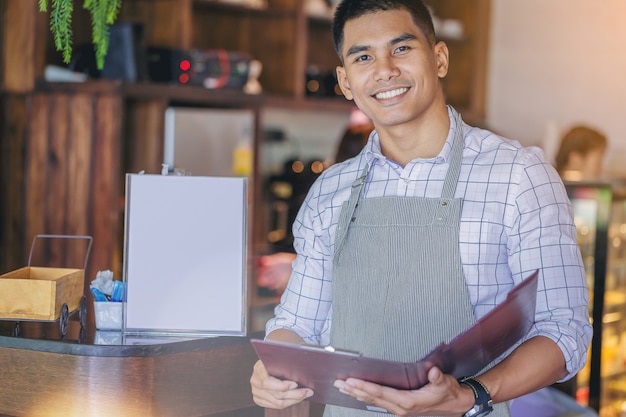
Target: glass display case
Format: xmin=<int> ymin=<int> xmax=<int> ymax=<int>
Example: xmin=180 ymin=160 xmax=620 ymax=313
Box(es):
xmin=566 ymin=180 xmax=626 ymax=416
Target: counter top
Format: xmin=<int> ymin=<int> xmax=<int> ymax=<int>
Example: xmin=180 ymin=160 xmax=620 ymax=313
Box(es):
xmin=0 ymin=306 xmax=322 ymax=417
xmin=0 ymin=319 xmax=260 ymax=357
xmin=0 ymin=320 xmax=266 ymax=417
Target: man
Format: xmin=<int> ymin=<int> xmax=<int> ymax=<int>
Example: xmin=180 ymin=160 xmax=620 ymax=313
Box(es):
xmin=250 ymin=1 xmax=592 ymax=416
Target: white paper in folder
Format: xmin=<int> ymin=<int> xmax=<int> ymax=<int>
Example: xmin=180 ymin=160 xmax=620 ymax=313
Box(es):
xmin=123 ymin=173 xmax=247 ymax=336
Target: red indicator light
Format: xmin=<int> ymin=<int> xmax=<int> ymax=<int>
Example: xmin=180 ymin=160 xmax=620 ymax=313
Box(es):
xmin=179 ymin=59 xmax=191 ymax=71
xmin=179 ymin=73 xmax=189 ymax=84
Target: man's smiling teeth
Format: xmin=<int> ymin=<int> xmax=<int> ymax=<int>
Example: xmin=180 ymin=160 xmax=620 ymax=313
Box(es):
xmin=375 ymin=87 xmax=408 ymax=99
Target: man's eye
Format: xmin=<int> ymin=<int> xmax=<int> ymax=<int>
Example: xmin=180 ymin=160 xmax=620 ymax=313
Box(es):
xmin=395 ymin=45 xmax=410 ymax=53
xmin=355 ymin=54 xmax=370 ymax=62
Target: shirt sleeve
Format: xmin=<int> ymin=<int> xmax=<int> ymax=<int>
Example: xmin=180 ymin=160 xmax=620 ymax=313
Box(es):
xmin=265 ymin=179 xmax=335 ymax=345
xmin=507 ymin=148 xmax=593 ymax=381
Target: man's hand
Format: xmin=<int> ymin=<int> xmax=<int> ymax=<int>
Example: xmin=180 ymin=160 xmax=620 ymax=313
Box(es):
xmin=332 ymin=366 xmax=474 ymax=417
xmin=250 ymin=359 xmax=314 ymax=409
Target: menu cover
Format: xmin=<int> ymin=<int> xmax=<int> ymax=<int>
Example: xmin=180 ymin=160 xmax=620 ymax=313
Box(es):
xmin=251 ymin=270 xmax=538 ymax=412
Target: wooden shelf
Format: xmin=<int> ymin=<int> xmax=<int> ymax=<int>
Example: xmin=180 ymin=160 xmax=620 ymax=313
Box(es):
xmin=192 ymin=0 xmax=296 ymax=17
xmin=264 ymin=94 xmax=354 ymax=112
xmin=33 ymin=79 xmax=355 ymax=112
xmin=122 ymin=82 xmax=264 ymax=107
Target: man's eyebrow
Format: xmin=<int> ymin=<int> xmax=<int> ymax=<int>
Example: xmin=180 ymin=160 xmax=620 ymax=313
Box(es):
xmin=346 ymin=44 xmax=370 ymax=58
xmin=390 ymin=32 xmax=417 ymax=45
xmin=345 ymin=32 xmax=418 ymax=58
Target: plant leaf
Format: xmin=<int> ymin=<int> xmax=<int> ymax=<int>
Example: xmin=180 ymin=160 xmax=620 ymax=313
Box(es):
xmin=106 ymin=0 xmax=122 ymax=25
xmin=41 ymin=0 xmax=121 ymax=69
xmin=50 ymin=0 xmax=74 ymax=64
xmin=85 ymin=0 xmax=111 ymax=70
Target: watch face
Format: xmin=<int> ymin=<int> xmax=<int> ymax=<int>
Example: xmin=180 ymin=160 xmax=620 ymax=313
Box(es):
xmin=464 ymin=405 xmax=493 ymax=417
xmin=478 ymin=408 xmax=493 ymax=417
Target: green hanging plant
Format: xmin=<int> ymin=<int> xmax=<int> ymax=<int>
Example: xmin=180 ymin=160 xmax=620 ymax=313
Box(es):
xmin=39 ymin=0 xmax=122 ymax=70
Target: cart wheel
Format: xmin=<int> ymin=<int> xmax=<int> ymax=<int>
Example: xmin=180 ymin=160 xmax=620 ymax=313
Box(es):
xmin=60 ymin=303 xmax=69 ymax=336
xmin=78 ymin=326 xmax=86 ymax=344
xmin=79 ymin=295 xmax=87 ymax=327
xmin=12 ymin=322 xmax=21 ymax=337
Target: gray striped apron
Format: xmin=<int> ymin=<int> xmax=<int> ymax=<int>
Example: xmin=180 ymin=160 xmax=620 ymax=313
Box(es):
xmin=326 ymin=108 xmax=510 ymax=417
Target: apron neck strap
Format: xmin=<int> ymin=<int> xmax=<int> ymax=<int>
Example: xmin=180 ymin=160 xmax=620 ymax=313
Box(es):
xmin=441 ymin=107 xmax=465 ymax=199
xmin=351 ymin=107 xmax=465 ymax=200
xmin=336 ymin=108 xmax=466 ymax=257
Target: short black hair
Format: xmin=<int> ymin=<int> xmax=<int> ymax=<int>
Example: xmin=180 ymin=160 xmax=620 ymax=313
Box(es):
xmin=332 ymin=0 xmax=436 ymax=60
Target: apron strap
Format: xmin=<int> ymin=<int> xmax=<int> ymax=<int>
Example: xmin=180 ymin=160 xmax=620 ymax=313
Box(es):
xmin=335 ymin=168 xmax=368 ymax=257
xmin=335 ymin=107 xmax=465 ymax=253
xmin=441 ymin=107 xmax=465 ymax=200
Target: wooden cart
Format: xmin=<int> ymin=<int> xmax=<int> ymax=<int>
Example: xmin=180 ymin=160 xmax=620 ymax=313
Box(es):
xmin=0 ymin=235 xmax=92 ymax=337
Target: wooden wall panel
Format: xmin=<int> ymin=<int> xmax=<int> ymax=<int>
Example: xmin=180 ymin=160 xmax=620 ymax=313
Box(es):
xmin=46 ymin=95 xmax=71 ymax=265
xmin=250 ymin=16 xmax=299 ymax=96
xmin=5 ymin=91 xmax=122 ymax=291
xmin=66 ymin=95 xmax=94 ymax=266
xmin=0 ymin=0 xmax=36 ymax=92
xmin=307 ymin=20 xmax=341 ymax=75
xmin=90 ymin=94 xmax=122 ymax=279
xmin=0 ymin=95 xmax=28 ymax=274
xmin=193 ymin=11 xmax=249 ymax=53
xmin=159 ymin=0 xmax=193 ymax=49
xmin=120 ymin=0 xmax=192 ymax=48
xmin=0 ymin=1 xmax=5 ymax=82
xmin=34 ymin=7 xmax=50 ymax=80
xmin=192 ymin=10 xmax=299 ymax=96
xmin=24 ymin=95 xmax=50 ymax=260
xmin=124 ymin=99 xmax=168 ymax=174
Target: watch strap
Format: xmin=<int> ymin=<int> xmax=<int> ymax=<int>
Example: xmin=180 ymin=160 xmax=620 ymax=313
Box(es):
xmin=459 ymin=377 xmax=493 ymax=417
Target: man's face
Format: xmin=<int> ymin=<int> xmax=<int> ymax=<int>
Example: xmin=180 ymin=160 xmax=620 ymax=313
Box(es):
xmin=336 ymin=9 xmax=448 ymax=129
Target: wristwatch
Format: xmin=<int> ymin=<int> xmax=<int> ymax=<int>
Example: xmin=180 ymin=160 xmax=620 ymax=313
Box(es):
xmin=459 ymin=377 xmax=493 ymax=417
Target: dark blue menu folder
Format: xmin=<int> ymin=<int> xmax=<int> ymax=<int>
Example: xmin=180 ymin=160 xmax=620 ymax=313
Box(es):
xmin=251 ymin=270 xmax=538 ymax=412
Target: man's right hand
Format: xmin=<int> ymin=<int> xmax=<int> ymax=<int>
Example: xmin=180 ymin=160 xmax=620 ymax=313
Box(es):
xmin=250 ymin=359 xmax=314 ymax=409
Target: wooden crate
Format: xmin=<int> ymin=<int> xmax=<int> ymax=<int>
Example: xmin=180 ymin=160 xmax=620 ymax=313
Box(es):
xmin=0 ymin=267 xmax=84 ymax=321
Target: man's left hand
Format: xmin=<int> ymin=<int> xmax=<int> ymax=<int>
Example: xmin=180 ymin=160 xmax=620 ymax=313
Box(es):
xmin=333 ymin=366 xmax=474 ymax=417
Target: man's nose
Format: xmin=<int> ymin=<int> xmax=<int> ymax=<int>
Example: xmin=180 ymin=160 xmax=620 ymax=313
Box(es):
xmin=373 ymin=56 xmax=400 ymax=81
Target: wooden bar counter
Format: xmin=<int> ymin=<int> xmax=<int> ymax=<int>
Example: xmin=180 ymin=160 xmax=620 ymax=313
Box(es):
xmin=0 ymin=320 xmax=266 ymax=417
xmin=0 ymin=316 xmax=323 ymax=417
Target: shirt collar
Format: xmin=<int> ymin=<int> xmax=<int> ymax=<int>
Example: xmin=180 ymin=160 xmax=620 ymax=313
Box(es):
xmin=363 ymin=106 xmax=458 ymax=166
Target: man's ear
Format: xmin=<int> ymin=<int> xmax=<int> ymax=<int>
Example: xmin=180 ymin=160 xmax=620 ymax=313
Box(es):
xmin=434 ymin=41 xmax=449 ymax=78
xmin=336 ymin=66 xmax=353 ymax=100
